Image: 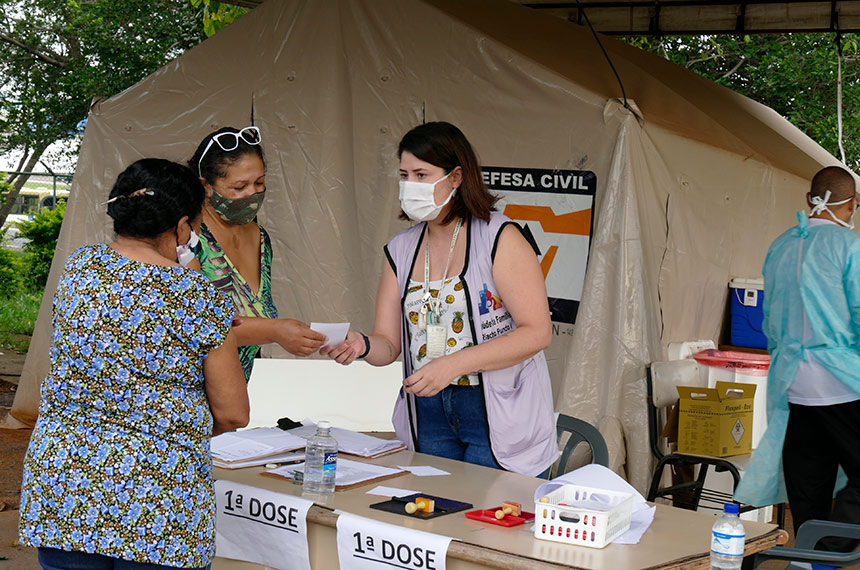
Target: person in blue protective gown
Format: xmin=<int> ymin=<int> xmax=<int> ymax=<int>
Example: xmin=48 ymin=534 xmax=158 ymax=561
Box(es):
xmin=735 ymin=166 xmax=860 ymax=554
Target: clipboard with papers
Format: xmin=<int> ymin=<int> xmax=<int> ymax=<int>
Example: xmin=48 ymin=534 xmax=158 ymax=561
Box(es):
xmin=210 ymin=423 xmax=406 ymax=470
xmin=213 ymin=451 xmax=305 ymax=470
xmin=285 ymin=421 xmax=406 ymax=459
xmin=210 ymin=428 xmax=306 ymax=468
xmin=261 ymin=458 xmax=408 ymax=491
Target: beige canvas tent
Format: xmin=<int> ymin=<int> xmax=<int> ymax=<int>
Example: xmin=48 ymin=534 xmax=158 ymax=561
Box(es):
xmin=6 ymin=0 xmax=840 ymax=492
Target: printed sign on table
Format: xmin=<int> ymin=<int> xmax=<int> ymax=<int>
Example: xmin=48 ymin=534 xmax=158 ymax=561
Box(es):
xmin=336 ymin=512 xmax=452 ymax=570
xmin=215 ymin=480 xmax=313 ymax=570
xmin=483 ymin=166 xmax=597 ymax=325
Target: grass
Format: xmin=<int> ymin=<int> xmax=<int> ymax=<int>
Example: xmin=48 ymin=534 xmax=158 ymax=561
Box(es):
xmin=0 ymin=291 xmax=41 ymax=353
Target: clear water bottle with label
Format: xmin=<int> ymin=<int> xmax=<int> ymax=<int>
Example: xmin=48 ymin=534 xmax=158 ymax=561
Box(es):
xmin=710 ymin=503 xmax=745 ymax=569
xmin=303 ymin=420 xmax=338 ymax=494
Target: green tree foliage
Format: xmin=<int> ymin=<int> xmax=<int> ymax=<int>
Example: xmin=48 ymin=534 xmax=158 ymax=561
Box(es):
xmin=15 ymin=202 xmax=65 ymax=291
xmin=0 ymin=174 xmax=24 ymax=298
xmin=190 ymin=0 xmax=248 ymax=37
xmin=0 ymin=230 xmax=24 ymax=298
xmin=0 ymin=0 xmax=206 ymax=229
xmin=622 ymin=34 xmax=860 ymax=168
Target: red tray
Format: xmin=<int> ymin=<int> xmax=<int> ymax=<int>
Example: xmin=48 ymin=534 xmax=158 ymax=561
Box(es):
xmin=465 ymin=507 xmax=535 ymax=527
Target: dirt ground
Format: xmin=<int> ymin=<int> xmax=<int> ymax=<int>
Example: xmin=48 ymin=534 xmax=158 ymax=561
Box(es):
xmin=0 ymin=346 xmax=40 ymax=568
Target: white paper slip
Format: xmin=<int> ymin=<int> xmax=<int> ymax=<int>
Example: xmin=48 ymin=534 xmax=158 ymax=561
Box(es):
xmin=211 ymin=427 xmax=306 ymax=463
xmin=263 ymin=458 xmax=407 ymax=490
xmin=365 ymin=486 xmax=421 ymax=498
xmin=215 ymin=480 xmax=314 ymax=570
xmin=397 ymin=465 xmax=449 ymax=477
xmin=337 ymin=512 xmax=452 ymax=570
xmin=311 ymin=322 xmax=350 ymax=348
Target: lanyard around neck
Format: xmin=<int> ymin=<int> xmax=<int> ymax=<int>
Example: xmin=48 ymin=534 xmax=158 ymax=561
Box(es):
xmin=423 ymin=217 xmax=463 ymax=318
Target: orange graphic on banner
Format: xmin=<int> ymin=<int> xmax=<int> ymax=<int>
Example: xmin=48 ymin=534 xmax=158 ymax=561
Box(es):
xmin=540 ymin=246 xmax=558 ymax=279
xmin=502 ymin=205 xmax=591 ymax=236
xmin=503 ymin=204 xmax=591 ymax=279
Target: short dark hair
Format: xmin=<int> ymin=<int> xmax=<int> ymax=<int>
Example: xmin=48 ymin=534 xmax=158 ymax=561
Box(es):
xmin=106 ymin=158 xmax=205 ymax=238
xmin=188 ymin=126 xmax=265 ymax=185
xmin=811 ymin=165 xmax=856 ymax=202
xmin=397 ymin=122 xmax=497 ymax=224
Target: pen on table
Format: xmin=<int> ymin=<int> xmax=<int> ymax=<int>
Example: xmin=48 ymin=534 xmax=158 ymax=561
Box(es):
xmin=264 ymin=459 xmax=305 ymax=469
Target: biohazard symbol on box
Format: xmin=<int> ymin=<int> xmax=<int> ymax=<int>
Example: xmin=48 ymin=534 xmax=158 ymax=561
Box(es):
xmin=731 ymin=418 xmax=745 ymax=445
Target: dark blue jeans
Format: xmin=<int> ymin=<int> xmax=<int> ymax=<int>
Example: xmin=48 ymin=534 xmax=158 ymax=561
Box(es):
xmin=414 ymin=384 xmax=501 ymax=470
xmin=37 ymin=547 xmax=211 ymax=570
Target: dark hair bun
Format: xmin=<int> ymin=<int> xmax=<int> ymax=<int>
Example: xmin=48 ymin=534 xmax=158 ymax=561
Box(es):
xmin=106 ymin=158 xmax=204 ymax=238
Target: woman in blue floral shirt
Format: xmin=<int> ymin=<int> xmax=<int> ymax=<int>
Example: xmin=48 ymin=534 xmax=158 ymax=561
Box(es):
xmin=19 ymin=159 xmax=248 ymax=570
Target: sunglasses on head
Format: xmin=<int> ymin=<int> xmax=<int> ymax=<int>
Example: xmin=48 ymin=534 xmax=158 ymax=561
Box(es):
xmin=197 ymin=126 xmax=262 ymax=178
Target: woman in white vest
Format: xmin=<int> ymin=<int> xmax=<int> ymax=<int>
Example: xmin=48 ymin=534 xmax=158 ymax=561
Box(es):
xmin=323 ymin=122 xmax=557 ymax=476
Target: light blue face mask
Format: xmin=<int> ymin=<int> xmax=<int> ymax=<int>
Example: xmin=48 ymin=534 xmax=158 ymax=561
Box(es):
xmin=809 ymin=190 xmax=856 ymax=230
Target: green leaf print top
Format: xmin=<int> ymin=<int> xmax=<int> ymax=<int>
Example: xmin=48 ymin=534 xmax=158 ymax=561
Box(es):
xmin=194 ymin=222 xmax=278 ymax=381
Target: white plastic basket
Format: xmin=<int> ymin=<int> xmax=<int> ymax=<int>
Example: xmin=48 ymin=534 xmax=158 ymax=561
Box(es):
xmin=534 ymin=484 xmax=634 ymax=548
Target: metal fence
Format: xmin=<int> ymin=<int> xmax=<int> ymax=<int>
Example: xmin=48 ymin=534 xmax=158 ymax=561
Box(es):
xmin=2 ymin=171 xmax=73 ymax=215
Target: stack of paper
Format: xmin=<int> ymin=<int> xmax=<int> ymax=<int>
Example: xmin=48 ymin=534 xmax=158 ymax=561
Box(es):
xmin=211 ymin=427 xmax=306 ymax=468
xmin=287 ymin=422 xmax=406 ymax=458
xmin=262 ymin=458 xmax=408 ymax=490
xmin=214 ymin=451 xmax=305 ymax=470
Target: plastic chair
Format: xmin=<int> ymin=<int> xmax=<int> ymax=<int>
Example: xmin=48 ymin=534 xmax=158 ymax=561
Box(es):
xmin=551 ymin=413 xmax=609 ymax=478
xmin=753 ymin=520 xmax=860 ymax=569
xmin=645 ymin=360 xmax=744 ymax=511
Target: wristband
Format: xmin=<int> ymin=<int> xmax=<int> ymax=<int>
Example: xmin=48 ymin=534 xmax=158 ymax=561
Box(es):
xmin=358 ymin=333 xmax=371 ymax=359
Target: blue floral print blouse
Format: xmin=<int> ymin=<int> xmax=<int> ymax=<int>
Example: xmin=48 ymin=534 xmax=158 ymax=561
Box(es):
xmin=19 ymin=243 xmax=234 ymax=568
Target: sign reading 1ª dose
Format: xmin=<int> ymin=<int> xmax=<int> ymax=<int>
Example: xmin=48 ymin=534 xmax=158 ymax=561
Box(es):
xmin=482 ymin=166 xmax=596 ymax=325
xmin=214 ymin=480 xmax=313 ymax=570
xmin=336 ymin=512 xmax=452 ymax=570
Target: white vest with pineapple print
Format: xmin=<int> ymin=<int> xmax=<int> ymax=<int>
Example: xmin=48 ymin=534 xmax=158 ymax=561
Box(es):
xmin=385 ymin=212 xmax=558 ymax=476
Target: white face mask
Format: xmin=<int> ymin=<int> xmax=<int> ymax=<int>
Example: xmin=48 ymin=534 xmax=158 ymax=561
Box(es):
xmin=809 ymin=190 xmax=857 ymax=230
xmin=399 ymin=171 xmax=456 ymax=222
xmin=176 ymin=228 xmax=199 ymax=266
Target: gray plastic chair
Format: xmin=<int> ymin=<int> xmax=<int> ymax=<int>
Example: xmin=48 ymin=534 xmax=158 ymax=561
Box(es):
xmin=646 ymin=361 xmax=741 ymax=511
xmin=753 ymin=520 xmax=860 ymax=568
xmin=552 ymin=413 xmax=609 ymax=478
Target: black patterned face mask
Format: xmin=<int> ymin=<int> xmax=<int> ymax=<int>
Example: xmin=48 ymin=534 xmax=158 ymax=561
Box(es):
xmin=209 ymin=189 xmax=265 ymax=225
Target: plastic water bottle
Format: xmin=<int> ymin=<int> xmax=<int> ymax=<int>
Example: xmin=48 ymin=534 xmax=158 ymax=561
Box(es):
xmin=303 ymin=420 xmax=338 ymax=494
xmin=710 ymin=503 xmax=745 ymax=569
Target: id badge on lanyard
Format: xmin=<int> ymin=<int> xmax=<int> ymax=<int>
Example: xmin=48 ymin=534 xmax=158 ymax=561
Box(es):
xmin=426 ymin=323 xmax=447 ymax=359
xmin=421 ymin=218 xmax=462 ymax=361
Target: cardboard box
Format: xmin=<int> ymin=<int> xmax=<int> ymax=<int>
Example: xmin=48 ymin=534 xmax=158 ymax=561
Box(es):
xmin=692 ymin=349 xmax=769 ymax=449
xmin=677 ymin=381 xmax=756 ymax=457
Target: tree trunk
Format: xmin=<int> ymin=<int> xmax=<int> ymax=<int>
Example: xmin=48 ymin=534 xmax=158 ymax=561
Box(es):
xmin=0 ymin=145 xmax=49 ymax=230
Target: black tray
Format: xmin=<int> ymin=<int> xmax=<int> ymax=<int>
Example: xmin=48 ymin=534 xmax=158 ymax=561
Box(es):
xmin=369 ymin=493 xmax=473 ymax=520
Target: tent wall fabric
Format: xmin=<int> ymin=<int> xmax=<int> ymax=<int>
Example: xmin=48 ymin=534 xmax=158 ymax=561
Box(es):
xmin=7 ymin=0 xmax=839 ymax=492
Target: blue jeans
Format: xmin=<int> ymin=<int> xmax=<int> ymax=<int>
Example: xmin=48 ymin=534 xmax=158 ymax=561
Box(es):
xmin=415 ymin=384 xmax=501 ymax=470
xmin=37 ymin=547 xmax=211 ymax=570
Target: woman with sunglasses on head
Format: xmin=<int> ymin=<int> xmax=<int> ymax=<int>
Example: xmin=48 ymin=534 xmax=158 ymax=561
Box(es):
xmin=189 ymin=126 xmax=326 ymax=381
xmin=19 ymin=158 xmax=248 ymax=570
xmin=322 ymin=122 xmax=557 ymax=477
